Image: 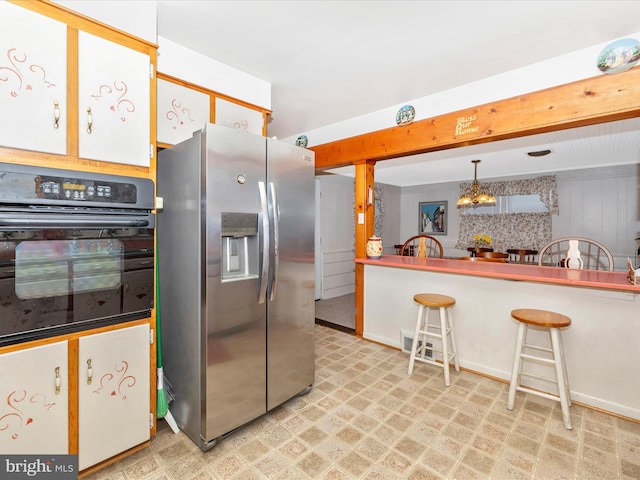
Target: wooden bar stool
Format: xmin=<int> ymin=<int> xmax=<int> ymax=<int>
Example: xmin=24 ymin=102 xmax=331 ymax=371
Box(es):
xmin=507 ymin=308 xmax=573 ymax=429
xmin=408 ymin=293 xmax=459 ymax=386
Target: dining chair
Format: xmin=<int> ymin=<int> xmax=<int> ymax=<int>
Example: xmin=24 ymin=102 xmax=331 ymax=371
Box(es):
xmin=507 ymin=249 xmax=538 ymax=264
xmin=537 ymin=237 xmax=614 ymax=271
xmin=400 ymin=235 xmax=444 ymax=258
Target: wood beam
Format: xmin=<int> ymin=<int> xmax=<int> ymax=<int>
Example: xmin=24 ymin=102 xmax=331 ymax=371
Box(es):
xmin=354 ymin=161 xmax=376 ymax=258
xmin=316 ymin=67 xmax=640 ymax=340
xmin=312 ymin=67 xmax=640 ymax=168
xmin=353 ymin=160 xmax=375 ymax=337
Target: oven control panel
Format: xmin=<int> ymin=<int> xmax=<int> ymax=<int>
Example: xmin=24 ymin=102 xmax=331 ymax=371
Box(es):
xmin=0 ymin=163 xmax=154 ymax=209
xmin=38 ymin=177 xmax=120 ymax=202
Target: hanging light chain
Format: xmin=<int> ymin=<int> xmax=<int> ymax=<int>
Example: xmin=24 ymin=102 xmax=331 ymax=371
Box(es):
xmin=457 ymin=160 xmax=496 ymax=208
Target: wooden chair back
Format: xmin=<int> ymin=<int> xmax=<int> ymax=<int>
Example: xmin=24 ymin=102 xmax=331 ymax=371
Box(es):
xmin=538 ymin=237 xmax=614 ymax=271
xmin=507 ymin=249 xmax=538 ymax=264
xmin=400 ymin=235 xmax=444 ymax=258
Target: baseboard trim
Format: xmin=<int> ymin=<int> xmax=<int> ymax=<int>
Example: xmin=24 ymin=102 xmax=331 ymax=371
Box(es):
xmin=315 ymin=318 xmax=355 ymax=335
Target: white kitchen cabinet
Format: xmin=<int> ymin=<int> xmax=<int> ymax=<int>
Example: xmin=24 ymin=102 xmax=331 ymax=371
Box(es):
xmin=215 ymin=97 xmax=265 ymax=135
xmin=78 ymin=324 xmax=150 ymax=470
xmin=0 ymin=1 xmax=154 ymax=169
xmin=157 ymin=78 xmax=210 ymax=145
xmin=78 ymin=31 xmax=151 ymax=167
xmin=0 ymin=1 xmax=67 ymax=155
xmin=0 ymin=341 xmax=69 ymax=454
xmin=0 ymin=322 xmax=151 ymax=471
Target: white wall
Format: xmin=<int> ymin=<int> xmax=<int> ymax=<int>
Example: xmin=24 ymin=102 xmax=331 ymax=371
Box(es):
xmin=318 ymin=174 xmax=355 ymax=253
xmin=156 ymin=37 xmax=271 ymax=111
xmin=316 ymin=175 xmax=356 ymax=299
xmin=52 ymin=1 xmax=157 ymax=43
xmin=316 ymin=174 xmax=356 ymax=299
xmin=286 ymin=30 xmax=640 ymax=146
xmin=377 ymin=182 xmax=402 ymax=255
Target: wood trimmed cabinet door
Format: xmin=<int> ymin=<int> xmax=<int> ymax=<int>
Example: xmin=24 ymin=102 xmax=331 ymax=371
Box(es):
xmin=157 ymin=78 xmax=210 ymax=146
xmin=215 ymin=97 xmax=265 ymax=135
xmin=78 ymin=31 xmax=151 ymax=167
xmin=78 ymin=324 xmax=150 ymax=471
xmin=0 ymin=2 xmax=67 ymax=155
xmin=0 ymin=341 xmax=69 ymax=454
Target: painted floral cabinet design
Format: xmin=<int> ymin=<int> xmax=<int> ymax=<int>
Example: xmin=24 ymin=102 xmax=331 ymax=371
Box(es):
xmin=215 ymin=97 xmax=265 ymax=136
xmin=78 ymin=324 xmax=150 ymax=470
xmin=78 ymin=32 xmax=151 ymax=167
xmin=0 ymin=324 xmax=150 ymax=469
xmin=0 ymin=2 xmax=67 ymax=155
xmin=157 ymin=78 xmax=210 ymax=145
xmin=0 ymin=2 xmax=152 ymax=167
xmin=0 ymin=341 xmax=69 ymax=454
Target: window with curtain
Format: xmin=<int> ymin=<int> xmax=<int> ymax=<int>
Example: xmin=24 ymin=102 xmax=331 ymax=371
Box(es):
xmin=455 ymin=175 xmax=557 ymax=251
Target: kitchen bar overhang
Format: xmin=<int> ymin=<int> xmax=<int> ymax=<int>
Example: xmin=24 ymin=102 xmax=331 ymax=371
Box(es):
xmin=356 ymin=255 xmax=640 ymax=293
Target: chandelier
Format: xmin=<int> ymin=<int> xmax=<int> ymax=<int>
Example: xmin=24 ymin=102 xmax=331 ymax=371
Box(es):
xmin=456 ymin=159 xmax=496 ymax=208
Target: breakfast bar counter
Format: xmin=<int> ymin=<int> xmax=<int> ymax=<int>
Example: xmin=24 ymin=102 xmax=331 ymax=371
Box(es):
xmin=356 ymin=255 xmax=640 ymax=420
xmin=356 ymin=255 xmax=640 ymax=293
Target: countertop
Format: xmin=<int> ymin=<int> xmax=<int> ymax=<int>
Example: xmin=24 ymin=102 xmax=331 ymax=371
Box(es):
xmin=356 ymin=255 xmax=640 ymax=293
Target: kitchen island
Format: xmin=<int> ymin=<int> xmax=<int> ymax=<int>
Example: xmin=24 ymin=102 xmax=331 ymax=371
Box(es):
xmin=356 ymin=255 xmax=640 ymax=420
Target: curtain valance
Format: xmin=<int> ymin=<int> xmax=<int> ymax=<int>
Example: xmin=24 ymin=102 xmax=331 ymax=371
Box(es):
xmin=459 ymin=175 xmax=559 ymax=214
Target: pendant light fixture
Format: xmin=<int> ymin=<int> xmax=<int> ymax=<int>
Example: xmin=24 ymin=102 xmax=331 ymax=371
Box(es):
xmin=456 ymin=159 xmax=496 ymax=208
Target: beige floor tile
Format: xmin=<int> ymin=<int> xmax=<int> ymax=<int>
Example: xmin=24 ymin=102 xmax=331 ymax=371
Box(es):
xmin=82 ymin=324 xmax=639 ymax=480
xmin=621 ymin=458 xmax=640 ymax=479
xmin=420 ymin=449 xmax=456 ymax=477
xmin=461 ymin=447 xmax=497 ymax=475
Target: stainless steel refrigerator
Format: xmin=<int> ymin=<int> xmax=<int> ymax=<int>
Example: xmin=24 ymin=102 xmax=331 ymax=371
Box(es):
xmin=157 ymin=123 xmax=315 ymax=451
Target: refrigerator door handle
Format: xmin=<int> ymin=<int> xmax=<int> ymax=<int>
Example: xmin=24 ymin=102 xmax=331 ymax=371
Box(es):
xmin=258 ymin=181 xmax=270 ymax=304
xmin=269 ymin=182 xmax=279 ymax=301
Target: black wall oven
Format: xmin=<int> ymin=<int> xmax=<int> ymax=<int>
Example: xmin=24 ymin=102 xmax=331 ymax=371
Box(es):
xmin=0 ymin=163 xmax=155 ymax=346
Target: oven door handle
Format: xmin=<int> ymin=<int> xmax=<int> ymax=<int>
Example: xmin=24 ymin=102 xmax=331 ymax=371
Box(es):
xmin=0 ymin=215 xmax=152 ymax=228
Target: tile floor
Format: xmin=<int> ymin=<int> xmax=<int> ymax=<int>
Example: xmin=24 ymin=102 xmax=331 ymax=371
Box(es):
xmin=86 ymin=324 xmax=640 ymax=480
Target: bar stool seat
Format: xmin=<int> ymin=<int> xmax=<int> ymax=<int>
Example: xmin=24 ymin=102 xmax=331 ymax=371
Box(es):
xmin=408 ymin=293 xmax=459 ymax=386
xmin=507 ymin=308 xmax=573 ymax=429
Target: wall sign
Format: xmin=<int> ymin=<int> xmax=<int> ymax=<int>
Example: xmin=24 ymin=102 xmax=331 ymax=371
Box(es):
xmin=455 ymin=115 xmax=479 ymax=136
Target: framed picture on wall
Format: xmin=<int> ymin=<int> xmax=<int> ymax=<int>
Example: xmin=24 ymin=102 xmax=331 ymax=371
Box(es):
xmin=418 ymin=201 xmax=447 ymax=235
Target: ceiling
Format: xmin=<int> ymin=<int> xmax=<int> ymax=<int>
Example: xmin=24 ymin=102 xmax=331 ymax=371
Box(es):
xmin=156 ymin=1 xmax=640 ymax=186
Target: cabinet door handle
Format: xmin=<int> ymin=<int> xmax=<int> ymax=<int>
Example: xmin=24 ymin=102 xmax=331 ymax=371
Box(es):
xmin=55 ymin=366 xmax=61 ymax=395
xmin=53 ymin=100 xmax=60 ymax=129
xmin=86 ymin=358 xmax=93 ymax=385
xmin=86 ymin=106 xmax=93 ymax=134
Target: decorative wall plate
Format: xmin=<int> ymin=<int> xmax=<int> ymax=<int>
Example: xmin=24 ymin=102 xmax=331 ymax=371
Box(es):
xmin=597 ymin=38 xmax=640 ymax=74
xmin=295 ymin=135 xmax=308 ymax=148
xmin=396 ymin=105 xmax=415 ymax=126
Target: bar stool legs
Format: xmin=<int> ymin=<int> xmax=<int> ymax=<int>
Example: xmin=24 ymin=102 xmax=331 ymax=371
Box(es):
xmin=408 ymin=293 xmax=459 ymax=386
xmin=507 ymin=308 xmax=573 ymax=430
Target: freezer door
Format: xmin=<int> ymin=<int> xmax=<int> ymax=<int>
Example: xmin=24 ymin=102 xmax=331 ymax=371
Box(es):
xmin=266 ymin=138 xmax=315 ymax=410
xmin=203 ymin=124 xmax=268 ymax=441
xmin=157 ymin=132 xmax=206 ymax=445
